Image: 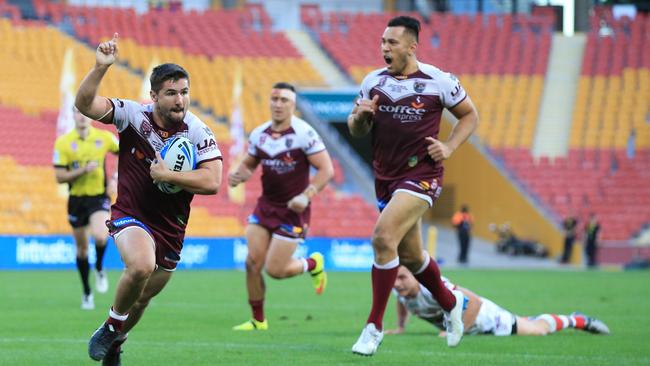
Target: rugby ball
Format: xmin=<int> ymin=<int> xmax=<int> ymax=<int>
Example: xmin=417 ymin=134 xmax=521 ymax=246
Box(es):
xmin=157 ymin=136 xmax=197 ymax=194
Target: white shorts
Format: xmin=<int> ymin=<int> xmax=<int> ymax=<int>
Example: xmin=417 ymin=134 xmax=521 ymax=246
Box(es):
xmin=466 ymin=297 xmax=517 ymax=336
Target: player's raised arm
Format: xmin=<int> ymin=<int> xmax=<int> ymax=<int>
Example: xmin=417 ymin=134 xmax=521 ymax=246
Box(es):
xmin=75 ymin=33 xmax=119 ymax=124
xmin=347 ymin=95 xmax=379 ymax=137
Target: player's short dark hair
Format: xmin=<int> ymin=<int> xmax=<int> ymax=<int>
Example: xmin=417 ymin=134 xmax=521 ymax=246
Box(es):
xmin=150 ymin=63 xmax=190 ymax=93
xmin=387 ymin=16 xmax=420 ymax=42
xmin=272 ymin=82 xmax=296 ymax=93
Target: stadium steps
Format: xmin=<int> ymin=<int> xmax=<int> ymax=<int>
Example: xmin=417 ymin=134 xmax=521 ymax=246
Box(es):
xmin=284 ymin=29 xmax=353 ymax=88
xmin=499 ymin=8 xmax=649 ymax=243
xmin=569 ymin=9 xmax=649 ymax=150
xmin=297 ymin=97 xmax=376 ymax=204
xmin=532 ymin=33 xmax=586 ymax=159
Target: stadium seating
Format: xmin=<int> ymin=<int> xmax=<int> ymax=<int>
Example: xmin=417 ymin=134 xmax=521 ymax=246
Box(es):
xmin=0 ymin=17 xmax=228 ymax=136
xmin=493 ymin=9 xmax=649 ymax=242
xmin=0 ymin=156 xmax=69 ymax=234
xmin=0 ymin=102 xmax=375 ymax=237
xmin=1 ymin=3 xmax=643 ymax=246
xmin=32 ymin=3 xmax=324 ymax=134
xmin=0 ymin=6 xmax=376 ymax=238
xmin=497 ymin=148 xmax=650 ymax=241
xmin=301 ymin=8 xmax=553 ymax=149
xmin=0 ymin=18 xmax=141 ymax=115
xmin=194 ymin=141 xmax=377 ymax=238
xmin=299 ymin=6 xmax=647 ymax=242
xmin=304 ymin=11 xmax=552 ymax=77
xmin=570 ymin=9 xmax=649 ymax=149
xmin=0 ymin=1 xmax=20 ymax=22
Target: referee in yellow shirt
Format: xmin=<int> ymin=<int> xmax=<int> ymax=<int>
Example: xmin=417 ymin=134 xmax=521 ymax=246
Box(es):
xmin=53 ymin=107 xmax=119 ymax=310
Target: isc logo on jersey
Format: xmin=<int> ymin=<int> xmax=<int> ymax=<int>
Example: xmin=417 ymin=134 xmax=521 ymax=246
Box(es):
xmin=157 ymin=136 xmax=197 ymax=194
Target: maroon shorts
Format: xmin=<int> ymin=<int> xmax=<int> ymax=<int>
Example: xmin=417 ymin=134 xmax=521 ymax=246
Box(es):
xmin=375 ymin=175 xmax=443 ymax=211
xmin=106 ymin=215 xmax=182 ymax=271
xmin=248 ymin=200 xmax=310 ymax=242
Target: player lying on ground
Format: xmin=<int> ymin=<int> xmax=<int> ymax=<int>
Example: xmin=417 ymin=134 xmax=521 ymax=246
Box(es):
xmin=387 ymin=266 xmax=610 ymax=337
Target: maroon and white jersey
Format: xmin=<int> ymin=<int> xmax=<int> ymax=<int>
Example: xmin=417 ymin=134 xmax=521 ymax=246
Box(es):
xmin=358 ymin=62 xmax=467 ymax=180
xmin=248 ymin=116 xmax=325 ymax=205
xmin=110 ymin=98 xmax=222 ymax=244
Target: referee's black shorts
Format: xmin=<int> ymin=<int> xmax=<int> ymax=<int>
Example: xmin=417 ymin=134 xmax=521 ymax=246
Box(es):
xmin=67 ymin=195 xmax=111 ymax=228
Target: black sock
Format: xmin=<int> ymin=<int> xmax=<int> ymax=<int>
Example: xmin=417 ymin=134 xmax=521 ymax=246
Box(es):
xmin=95 ymin=244 xmax=107 ymax=272
xmin=76 ymin=257 xmax=91 ymax=295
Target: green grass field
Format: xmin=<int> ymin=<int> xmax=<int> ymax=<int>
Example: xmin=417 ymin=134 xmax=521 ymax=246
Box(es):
xmin=1 ymin=269 xmax=649 ymax=365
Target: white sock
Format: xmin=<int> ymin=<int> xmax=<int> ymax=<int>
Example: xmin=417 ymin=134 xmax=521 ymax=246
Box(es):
xmin=374 ymin=256 xmax=399 ymax=269
xmin=300 ymin=258 xmax=308 ymax=273
xmin=109 ymin=307 xmax=129 ymax=321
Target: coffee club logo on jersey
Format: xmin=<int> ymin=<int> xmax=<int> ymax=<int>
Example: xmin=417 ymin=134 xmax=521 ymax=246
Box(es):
xmin=378 ymin=103 xmax=426 ymax=122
